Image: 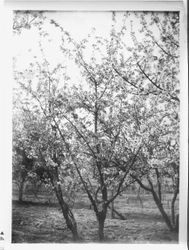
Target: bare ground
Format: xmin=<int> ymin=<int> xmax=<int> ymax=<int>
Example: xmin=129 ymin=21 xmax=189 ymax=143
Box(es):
xmin=12 ymin=196 xmax=178 ymax=243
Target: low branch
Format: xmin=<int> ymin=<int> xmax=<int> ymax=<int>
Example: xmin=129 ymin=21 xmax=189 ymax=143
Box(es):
xmin=107 ymin=204 xmax=126 ymax=220
xmin=107 ymin=146 xmax=141 ymax=206
xmin=155 ymin=168 xmax=162 ymax=202
xmin=147 ymin=177 xmax=155 ymax=192
xmin=130 ymin=174 xmax=152 ymax=192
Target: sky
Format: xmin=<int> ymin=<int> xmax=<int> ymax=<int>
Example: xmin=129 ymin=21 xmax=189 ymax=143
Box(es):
xmin=13 ymin=11 xmax=160 ymax=93
xmin=13 ymin=11 xmax=144 ymax=71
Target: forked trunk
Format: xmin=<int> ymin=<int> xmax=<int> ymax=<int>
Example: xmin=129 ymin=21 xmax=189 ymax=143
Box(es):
xmin=133 ymin=175 xmax=179 ymax=233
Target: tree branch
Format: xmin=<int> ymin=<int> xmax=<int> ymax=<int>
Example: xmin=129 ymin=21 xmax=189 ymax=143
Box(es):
xmin=130 ymin=174 xmax=152 ymax=192
xmin=52 ymin=117 xmax=99 ymax=214
xmin=112 ymin=65 xmax=138 ymax=89
xmin=107 ymin=146 xmax=141 ymax=206
xmin=136 ymin=62 xmax=163 ymax=91
xmin=153 ymin=40 xmax=179 ymax=59
xmin=155 ymin=168 xmax=162 ymax=202
xmin=62 ymin=114 xmax=97 ymax=159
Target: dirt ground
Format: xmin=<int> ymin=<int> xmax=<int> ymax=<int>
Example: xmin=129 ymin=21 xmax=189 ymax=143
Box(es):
xmin=12 ymin=193 xmax=178 ymax=243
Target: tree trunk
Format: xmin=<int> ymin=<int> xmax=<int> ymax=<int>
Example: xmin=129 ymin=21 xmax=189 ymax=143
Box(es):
xmin=97 ymin=211 xmax=106 ymax=241
xmin=62 ymin=205 xmax=79 ymax=241
xmin=132 ymin=175 xmax=178 ymax=232
xmin=55 ymin=186 xmax=79 ymax=241
xmin=18 ymin=179 xmax=25 ymax=202
xmin=152 ymin=190 xmax=174 ymax=231
xmin=137 ymin=186 xmax=143 ymax=209
xmin=174 ymin=214 xmax=179 ymax=233
xmin=171 ymin=200 xmax=176 ymax=226
xmin=98 ymin=217 xmax=105 ymax=241
xmin=111 ymin=190 xmax=115 ymax=219
xmin=171 ymin=188 xmax=179 ymax=230
xmin=48 ymin=166 xmax=79 ymax=241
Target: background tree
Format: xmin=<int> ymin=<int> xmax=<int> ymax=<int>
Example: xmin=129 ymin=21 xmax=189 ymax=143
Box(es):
xmin=102 ymin=11 xmax=180 ymax=232
xmin=12 ymin=119 xmax=34 ymax=202
xmin=13 ymin=60 xmax=80 ymax=241
xmin=129 ymin=94 xmax=179 ymax=232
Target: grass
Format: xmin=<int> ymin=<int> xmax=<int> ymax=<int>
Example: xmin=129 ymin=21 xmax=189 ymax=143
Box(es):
xmin=12 ymin=191 xmax=178 ymax=243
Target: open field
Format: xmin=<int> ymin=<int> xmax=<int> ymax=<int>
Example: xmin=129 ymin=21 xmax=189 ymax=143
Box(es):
xmin=12 ymin=192 xmax=178 ymax=243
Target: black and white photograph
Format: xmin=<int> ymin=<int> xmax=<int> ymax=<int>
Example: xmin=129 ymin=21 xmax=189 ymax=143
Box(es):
xmin=12 ymin=10 xmax=181 ymax=244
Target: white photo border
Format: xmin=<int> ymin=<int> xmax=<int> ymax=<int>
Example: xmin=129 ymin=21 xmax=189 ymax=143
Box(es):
xmin=0 ymin=1 xmax=187 ymax=250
